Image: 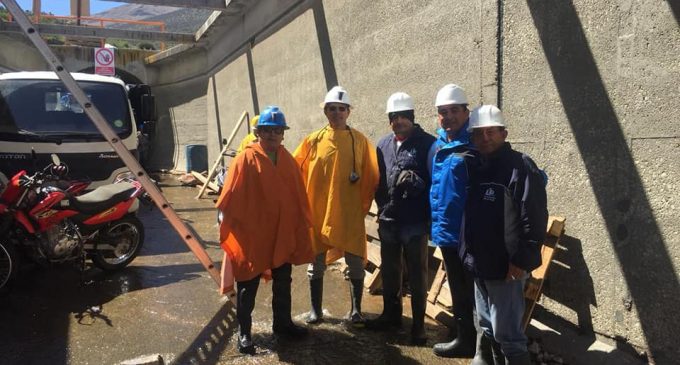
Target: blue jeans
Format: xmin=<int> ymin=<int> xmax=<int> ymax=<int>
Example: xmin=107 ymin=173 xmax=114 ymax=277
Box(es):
xmin=474 ymin=276 xmax=528 ymax=357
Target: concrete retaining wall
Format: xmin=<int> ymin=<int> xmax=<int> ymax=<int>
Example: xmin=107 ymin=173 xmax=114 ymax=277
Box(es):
xmin=197 ymin=1 xmax=680 ymax=362
xmin=3 ymin=0 xmax=677 ymax=362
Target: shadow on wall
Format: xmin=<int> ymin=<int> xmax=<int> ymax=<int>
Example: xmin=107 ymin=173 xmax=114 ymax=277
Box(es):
xmin=541 ymin=235 xmax=596 ymax=335
xmin=526 ymin=1 xmax=680 ymax=363
xmin=531 ymin=235 xmax=649 ymax=362
xmin=667 ymin=0 xmax=680 ymax=25
xmin=148 ymin=77 xmax=210 ymax=171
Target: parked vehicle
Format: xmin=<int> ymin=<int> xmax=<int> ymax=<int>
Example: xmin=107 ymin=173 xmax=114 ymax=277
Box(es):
xmin=0 ymin=71 xmax=156 ymax=189
xmin=0 ymin=155 xmax=145 ymax=292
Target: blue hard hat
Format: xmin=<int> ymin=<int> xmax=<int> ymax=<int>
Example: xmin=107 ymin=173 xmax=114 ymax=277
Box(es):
xmin=257 ymin=106 xmax=289 ymax=129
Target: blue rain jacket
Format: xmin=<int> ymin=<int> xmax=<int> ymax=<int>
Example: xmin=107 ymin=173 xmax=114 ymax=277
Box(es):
xmin=429 ymin=123 xmax=477 ymax=247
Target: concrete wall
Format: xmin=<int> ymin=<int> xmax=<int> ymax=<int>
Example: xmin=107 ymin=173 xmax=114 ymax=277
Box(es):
xmin=204 ymin=0 xmax=499 ymax=153
xmin=501 ymin=1 xmax=679 ymax=363
xmin=148 ymin=77 xmax=210 ymax=172
xmin=7 ymin=0 xmax=671 ymax=362
xmin=197 ymin=1 xmax=680 ymax=362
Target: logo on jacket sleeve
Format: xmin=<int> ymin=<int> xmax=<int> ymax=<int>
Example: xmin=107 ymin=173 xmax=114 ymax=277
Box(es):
xmin=483 ymin=188 xmax=496 ymax=202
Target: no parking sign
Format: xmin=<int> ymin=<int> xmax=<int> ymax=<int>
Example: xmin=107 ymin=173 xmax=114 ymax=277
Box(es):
xmin=94 ymin=47 xmax=115 ymax=76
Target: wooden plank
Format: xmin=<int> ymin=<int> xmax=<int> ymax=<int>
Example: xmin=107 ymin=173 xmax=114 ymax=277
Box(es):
xmin=190 ymin=171 xmax=219 ymax=192
xmin=548 ymin=216 xmax=566 ymax=237
xmin=366 ymin=240 xmax=381 ymax=267
xmin=436 ymin=281 xmax=453 ymax=308
xmin=428 ymin=262 xmax=447 ymax=303
xmin=426 ymin=301 xmax=454 ymax=328
xmin=365 ymin=268 xmax=383 ymax=294
xmin=365 ymin=218 xmax=380 ymax=242
xmin=522 ymin=216 xmax=566 ymax=330
xmin=196 ymin=111 xmax=248 ymax=199
xmin=433 ymin=247 xmax=443 ymax=261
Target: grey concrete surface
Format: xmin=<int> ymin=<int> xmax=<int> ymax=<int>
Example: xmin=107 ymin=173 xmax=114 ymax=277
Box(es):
xmin=0 ymin=175 xmax=465 ymax=365
xmin=2 ymin=0 xmax=678 ymax=362
xmin=195 ymin=1 xmax=677 ymax=362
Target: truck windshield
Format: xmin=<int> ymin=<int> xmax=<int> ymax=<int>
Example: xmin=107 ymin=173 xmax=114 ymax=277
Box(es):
xmin=0 ymin=79 xmax=132 ymax=141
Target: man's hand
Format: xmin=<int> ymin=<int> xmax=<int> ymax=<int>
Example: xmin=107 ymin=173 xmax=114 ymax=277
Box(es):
xmin=506 ymin=263 xmax=525 ymax=282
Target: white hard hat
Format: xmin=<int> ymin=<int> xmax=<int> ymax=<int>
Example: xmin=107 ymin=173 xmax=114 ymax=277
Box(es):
xmin=467 ymin=105 xmax=505 ymax=131
xmin=385 ymin=92 xmax=414 ymax=113
xmin=320 ymin=85 xmax=351 ymax=108
xmin=435 ymin=84 xmax=468 ymax=107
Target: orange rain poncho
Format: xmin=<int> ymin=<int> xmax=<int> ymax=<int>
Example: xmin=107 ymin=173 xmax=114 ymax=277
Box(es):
xmin=216 ymin=143 xmax=315 ymax=291
xmin=293 ymin=126 xmax=379 ymax=260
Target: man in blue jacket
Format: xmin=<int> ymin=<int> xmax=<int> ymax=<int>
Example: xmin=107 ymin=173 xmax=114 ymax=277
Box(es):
xmin=430 ymin=84 xmax=481 ymax=359
xmin=369 ymin=92 xmax=436 ymax=345
xmin=462 ymin=105 xmax=548 ymax=365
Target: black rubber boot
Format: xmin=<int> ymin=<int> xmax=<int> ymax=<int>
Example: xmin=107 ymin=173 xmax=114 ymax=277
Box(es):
xmin=271 ymin=264 xmax=308 ymax=338
xmin=347 ymin=279 xmax=366 ymax=327
xmin=367 ymin=233 xmax=403 ymax=331
xmin=470 ymin=333 xmax=493 ymax=365
xmin=432 ymin=321 xmax=476 ymax=358
xmin=506 ymin=352 xmax=531 ymax=365
xmin=366 ymin=310 xmax=402 ymax=331
xmin=306 ymin=278 xmax=324 ymax=324
xmin=406 ymin=235 xmax=428 ymax=346
xmin=236 ymin=277 xmax=259 ymax=355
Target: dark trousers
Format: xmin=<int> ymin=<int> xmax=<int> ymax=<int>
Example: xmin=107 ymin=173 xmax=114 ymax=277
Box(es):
xmin=236 ymin=263 xmax=293 ymax=335
xmin=378 ymin=223 xmax=429 ymax=330
xmin=440 ymin=246 xmax=475 ymax=330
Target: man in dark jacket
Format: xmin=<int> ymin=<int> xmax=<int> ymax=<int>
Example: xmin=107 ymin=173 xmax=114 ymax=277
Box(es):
xmin=369 ymin=92 xmax=436 ymax=345
xmin=462 ymin=105 xmax=548 ymax=365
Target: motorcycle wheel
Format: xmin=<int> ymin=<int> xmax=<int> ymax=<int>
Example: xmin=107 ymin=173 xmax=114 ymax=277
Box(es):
xmin=0 ymin=242 xmax=18 ymax=293
xmin=91 ymin=215 xmax=144 ymax=271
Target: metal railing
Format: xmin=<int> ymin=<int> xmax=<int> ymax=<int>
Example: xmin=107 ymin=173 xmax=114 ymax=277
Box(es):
xmin=6 ymin=12 xmax=166 ymax=50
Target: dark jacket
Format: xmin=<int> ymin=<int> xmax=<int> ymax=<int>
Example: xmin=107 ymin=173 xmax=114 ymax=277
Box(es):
xmin=375 ymin=124 xmax=436 ymax=225
xmin=461 ymin=142 xmax=548 ymax=280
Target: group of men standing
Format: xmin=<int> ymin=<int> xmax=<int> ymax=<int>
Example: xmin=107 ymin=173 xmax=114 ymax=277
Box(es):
xmin=215 ymin=83 xmax=548 ymax=365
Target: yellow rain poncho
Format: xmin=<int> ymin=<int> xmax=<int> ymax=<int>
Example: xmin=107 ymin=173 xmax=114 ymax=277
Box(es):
xmin=293 ymin=126 xmax=379 ymax=260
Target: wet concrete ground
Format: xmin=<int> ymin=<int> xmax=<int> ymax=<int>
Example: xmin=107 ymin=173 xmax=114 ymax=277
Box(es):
xmin=0 ymin=175 xmax=468 ymax=365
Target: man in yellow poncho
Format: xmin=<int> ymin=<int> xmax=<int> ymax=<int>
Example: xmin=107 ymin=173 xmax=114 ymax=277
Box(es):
xmin=236 ymin=115 xmax=260 ymax=153
xmin=293 ymin=86 xmax=379 ymax=327
xmin=216 ymin=106 xmax=315 ymax=355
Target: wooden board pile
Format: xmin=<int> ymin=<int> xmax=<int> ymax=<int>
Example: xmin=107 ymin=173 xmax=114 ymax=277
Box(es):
xmin=362 ymin=206 xmax=566 ymax=330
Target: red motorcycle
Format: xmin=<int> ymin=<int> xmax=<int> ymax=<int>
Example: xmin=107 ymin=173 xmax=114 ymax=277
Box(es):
xmin=0 ymin=155 xmax=145 ymax=291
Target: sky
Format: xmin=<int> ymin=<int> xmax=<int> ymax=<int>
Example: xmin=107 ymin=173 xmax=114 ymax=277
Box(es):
xmin=14 ymin=1 xmax=122 ymax=15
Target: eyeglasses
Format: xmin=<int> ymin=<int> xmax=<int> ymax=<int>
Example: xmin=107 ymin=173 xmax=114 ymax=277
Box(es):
xmin=257 ymin=127 xmax=285 ymax=135
xmin=326 ymin=105 xmax=348 ymax=112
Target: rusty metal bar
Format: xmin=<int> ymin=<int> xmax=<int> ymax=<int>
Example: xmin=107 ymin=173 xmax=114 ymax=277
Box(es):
xmin=0 ymin=0 xmax=231 ymax=297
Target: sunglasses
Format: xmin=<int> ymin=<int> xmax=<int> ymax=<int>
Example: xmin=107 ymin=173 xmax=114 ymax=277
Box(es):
xmin=326 ymin=105 xmax=348 ymax=112
xmin=258 ymin=127 xmax=285 ymax=135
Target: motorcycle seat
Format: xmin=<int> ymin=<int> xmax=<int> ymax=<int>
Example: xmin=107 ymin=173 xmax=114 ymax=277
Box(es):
xmin=69 ymin=182 xmax=137 ymax=214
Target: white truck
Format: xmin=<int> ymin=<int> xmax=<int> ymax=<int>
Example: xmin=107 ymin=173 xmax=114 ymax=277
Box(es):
xmin=0 ymin=71 xmax=155 ymax=188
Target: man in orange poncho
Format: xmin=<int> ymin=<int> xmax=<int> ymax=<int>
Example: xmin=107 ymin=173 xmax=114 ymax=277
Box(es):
xmin=294 ymin=86 xmax=379 ymax=327
xmin=216 ymin=106 xmax=314 ymax=355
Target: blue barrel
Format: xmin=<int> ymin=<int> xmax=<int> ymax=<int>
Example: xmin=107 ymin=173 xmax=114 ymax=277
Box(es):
xmin=186 ymin=144 xmax=208 ymax=173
